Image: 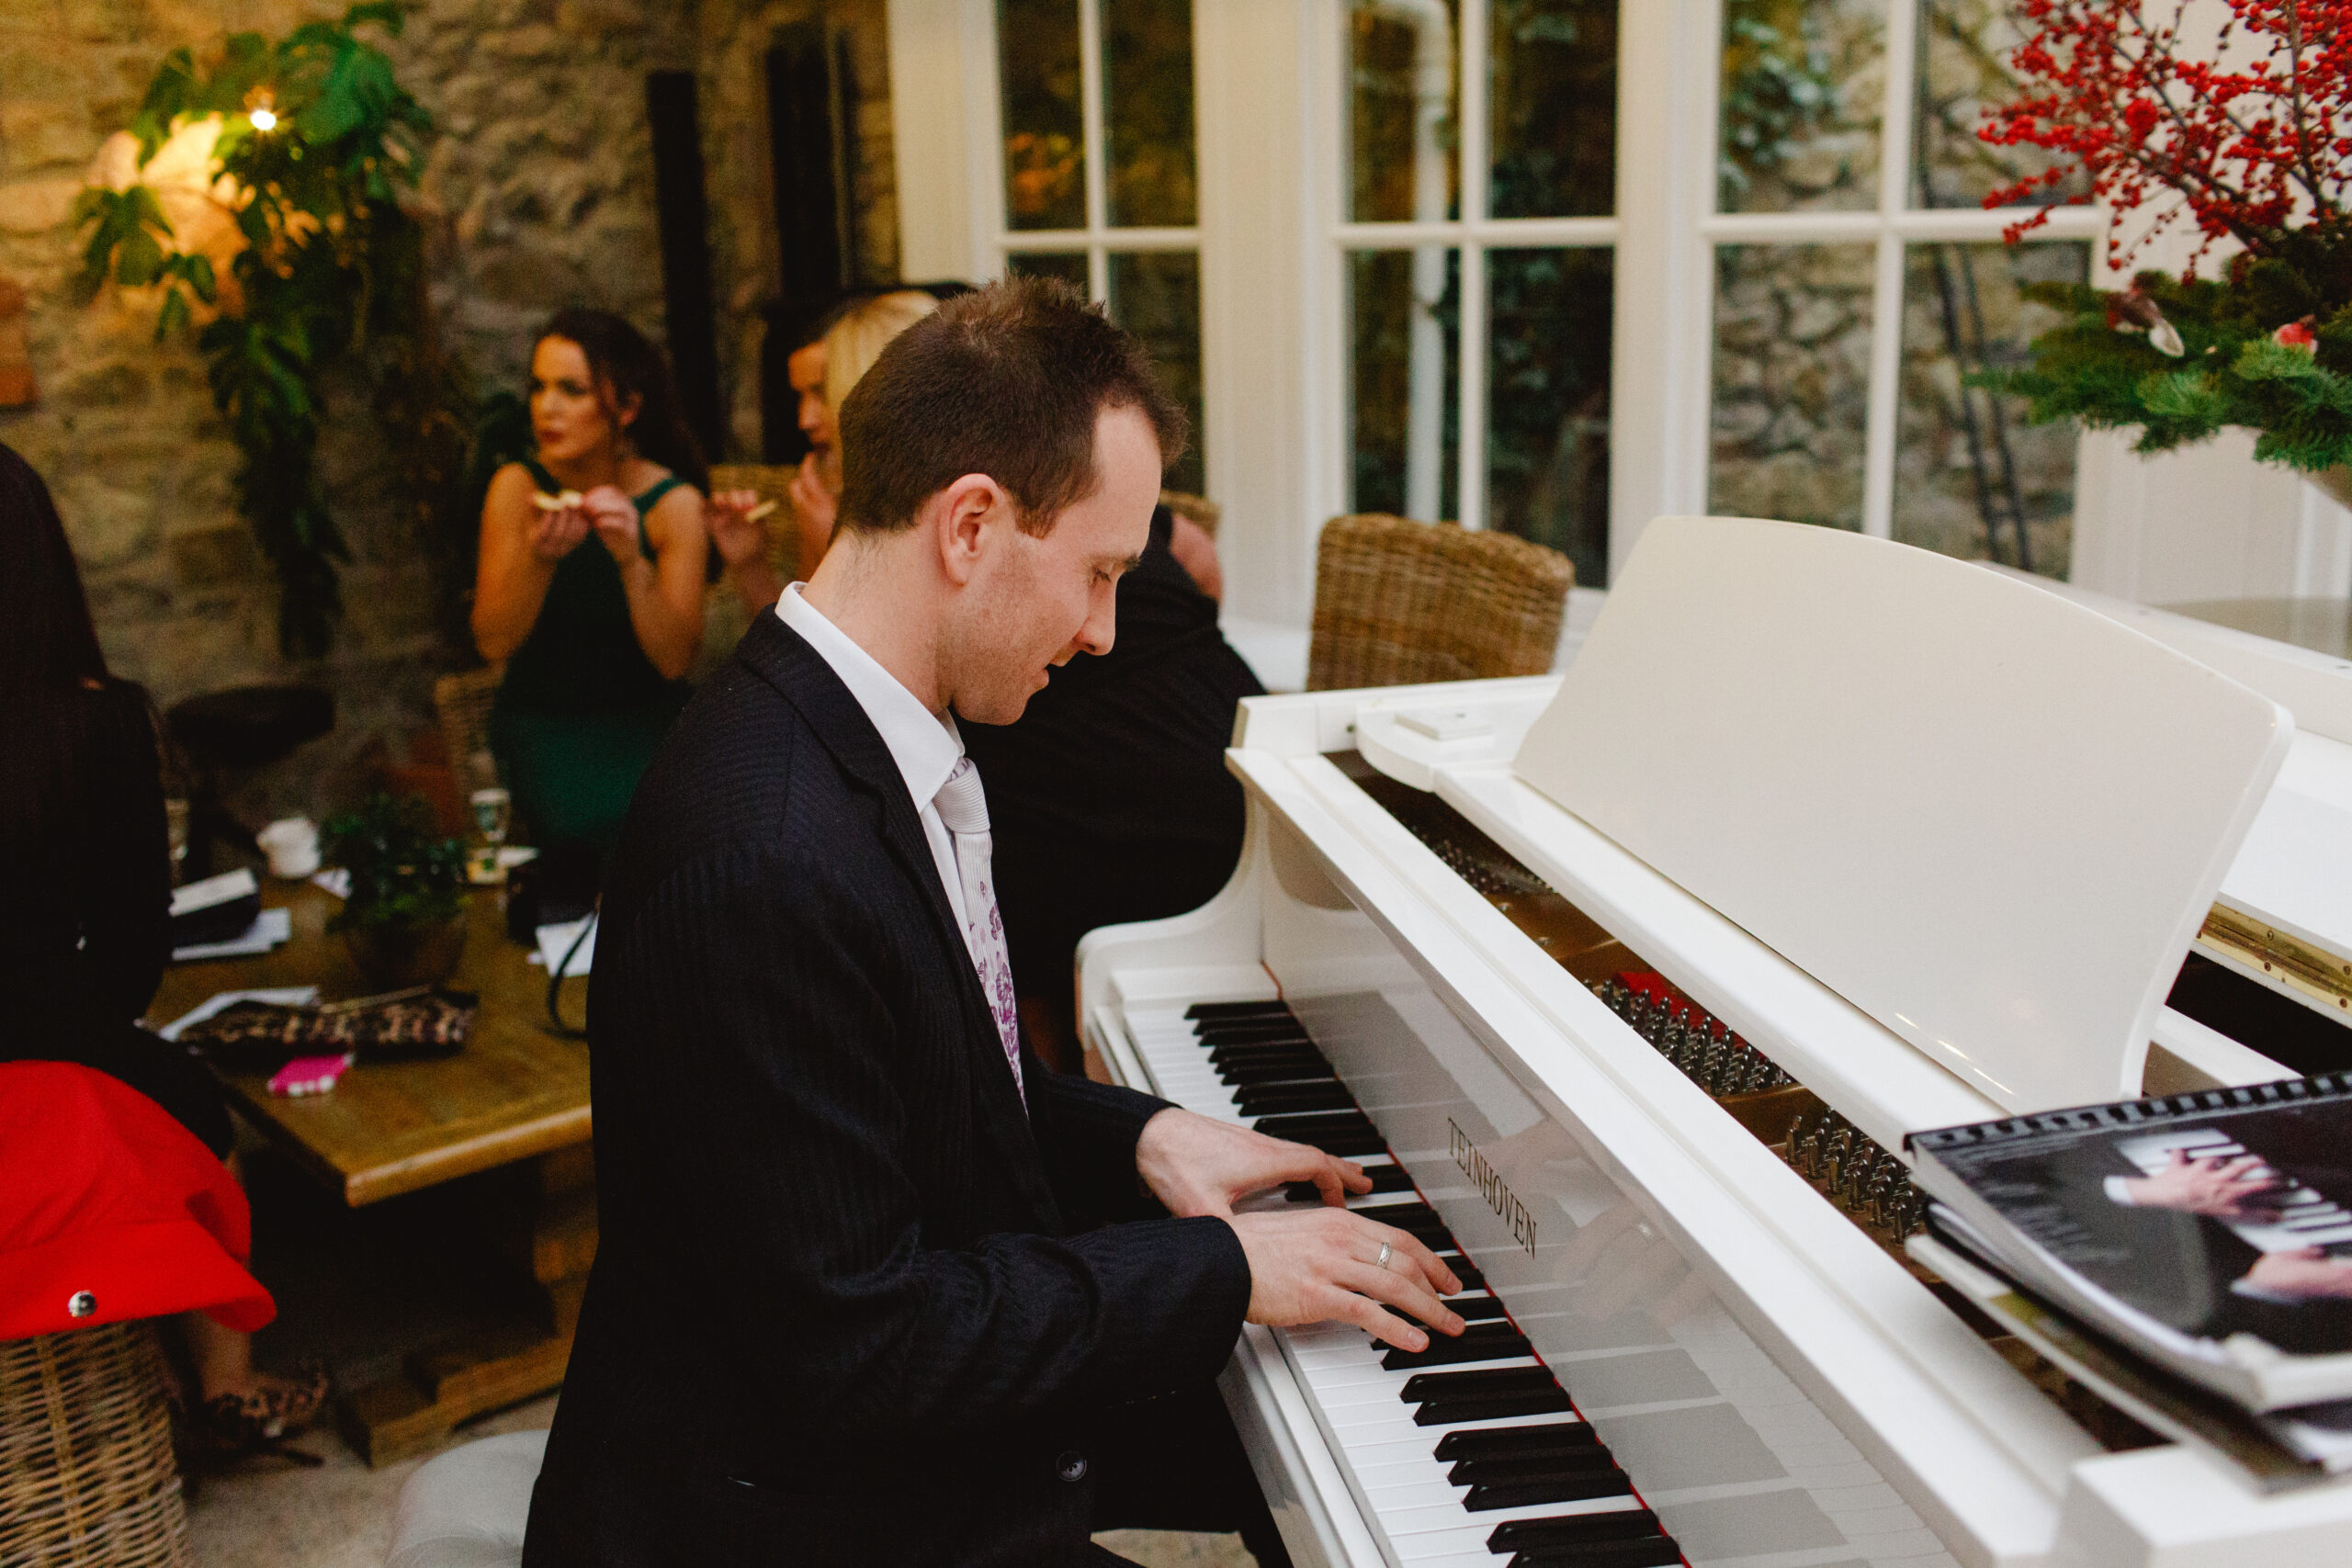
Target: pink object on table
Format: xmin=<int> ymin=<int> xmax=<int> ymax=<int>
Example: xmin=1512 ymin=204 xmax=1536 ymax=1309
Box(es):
xmin=267 ymin=1054 xmax=353 ymax=1097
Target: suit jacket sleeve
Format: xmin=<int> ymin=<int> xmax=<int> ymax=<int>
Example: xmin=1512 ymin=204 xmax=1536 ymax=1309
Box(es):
xmin=1032 ymin=1069 xmax=1177 ymax=1228
xmin=600 ymin=837 xmax=1251 ymax=1441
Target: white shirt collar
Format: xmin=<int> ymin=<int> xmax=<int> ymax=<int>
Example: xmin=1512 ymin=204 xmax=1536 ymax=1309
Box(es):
xmin=776 ymin=582 xmax=962 ymax=810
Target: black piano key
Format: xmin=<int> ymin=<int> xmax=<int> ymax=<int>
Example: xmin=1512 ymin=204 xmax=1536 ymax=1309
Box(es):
xmin=1351 ymin=1201 xmax=1458 ymax=1248
xmin=1207 ymin=1035 xmax=1321 ymax=1058
xmin=1465 ymin=1469 xmax=1632 ymax=1510
xmin=1405 ymin=1295 xmax=1509 ymax=1326
xmin=1218 ymin=1060 xmax=1336 ymax=1086
xmin=1508 ymin=1537 xmax=1682 ymax=1568
xmin=1488 ymin=1508 xmax=1663 ymax=1554
xmin=1400 ymin=1366 xmax=1557 ymax=1403
xmin=1208 ymin=1043 xmax=1327 ymax=1069
xmin=1185 ymin=999 xmax=1293 ymax=1021
xmin=1195 ymin=1021 xmax=1317 ymax=1045
xmin=1293 ymin=1126 xmax=1390 ymax=1156
xmin=1434 ymin=1423 xmax=1600 ymax=1462
xmin=1283 ymin=1162 xmax=1415 ymax=1202
xmin=1442 ymin=1258 xmax=1486 ymax=1292
xmin=1415 ymin=1388 xmax=1578 ymax=1426
xmin=1379 ymin=1323 xmax=1531 ymax=1371
xmin=1235 ymin=1084 xmax=1357 ymax=1116
xmin=1448 ymin=1449 xmax=1623 ymax=1486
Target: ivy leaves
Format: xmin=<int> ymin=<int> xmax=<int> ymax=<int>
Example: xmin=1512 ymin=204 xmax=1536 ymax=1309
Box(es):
xmin=71 ymin=3 xmax=450 ymax=657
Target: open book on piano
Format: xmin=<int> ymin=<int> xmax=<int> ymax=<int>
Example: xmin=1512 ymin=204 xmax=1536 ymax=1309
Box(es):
xmin=1078 ymin=517 xmax=2352 ymax=1568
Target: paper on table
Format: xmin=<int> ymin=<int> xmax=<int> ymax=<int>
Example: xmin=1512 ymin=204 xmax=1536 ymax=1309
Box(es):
xmin=157 ymin=986 xmax=321 ymax=1042
xmin=535 ymin=915 xmax=595 ymax=977
xmin=172 ymin=906 xmax=291 ymax=962
xmin=311 ymin=867 xmax=351 ymax=898
xmin=169 ymin=867 xmax=258 ymax=918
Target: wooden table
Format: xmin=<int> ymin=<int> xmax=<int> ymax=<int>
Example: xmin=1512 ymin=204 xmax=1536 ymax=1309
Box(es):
xmin=148 ymin=883 xmax=595 ymax=1465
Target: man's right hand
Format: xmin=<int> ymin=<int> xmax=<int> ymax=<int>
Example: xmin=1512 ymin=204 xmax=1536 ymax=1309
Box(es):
xmin=1228 ymin=1207 xmax=1465 ymax=1352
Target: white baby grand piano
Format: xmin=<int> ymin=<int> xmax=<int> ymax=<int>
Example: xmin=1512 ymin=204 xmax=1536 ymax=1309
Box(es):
xmin=1079 ymin=517 xmax=2352 ymax=1568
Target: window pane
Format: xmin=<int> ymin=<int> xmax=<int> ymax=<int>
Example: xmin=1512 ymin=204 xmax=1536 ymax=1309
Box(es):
xmin=1104 ymin=0 xmax=1197 ymax=227
xmin=1911 ymin=0 xmax=2087 ymax=209
xmin=1488 ymin=248 xmax=1611 ymax=585
xmin=1348 ymin=0 xmax=1459 ymax=224
xmin=1718 ymin=0 xmax=1884 ymax=214
xmin=1108 ymin=250 xmax=1205 ymax=495
xmin=1006 ymin=251 xmax=1091 ymax=289
xmin=1894 ymin=241 xmax=2086 ymax=576
xmin=1489 ymin=0 xmax=1615 ymax=219
xmin=1710 ymin=243 xmax=1874 ymax=528
xmin=1349 ymin=248 xmax=1460 ymax=521
xmin=1001 ymin=0 xmax=1086 ymax=231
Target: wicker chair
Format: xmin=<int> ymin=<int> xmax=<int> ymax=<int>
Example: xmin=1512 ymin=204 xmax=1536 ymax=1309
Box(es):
xmin=0 ymin=1323 xmax=192 ymax=1566
xmin=1306 ymin=513 xmax=1574 ymax=692
xmin=433 ymin=667 xmax=504 ymax=798
xmin=1159 ymin=489 xmax=1221 ymax=538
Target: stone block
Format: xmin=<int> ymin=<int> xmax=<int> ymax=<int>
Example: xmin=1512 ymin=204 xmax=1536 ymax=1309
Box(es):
xmin=0 ymin=178 xmax=84 ymax=235
xmin=170 ymin=523 xmax=261 ymax=589
xmin=57 ymin=361 xmax=150 ymax=410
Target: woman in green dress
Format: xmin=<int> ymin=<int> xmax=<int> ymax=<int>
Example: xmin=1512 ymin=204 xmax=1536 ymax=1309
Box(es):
xmin=472 ymin=310 xmax=727 ymax=869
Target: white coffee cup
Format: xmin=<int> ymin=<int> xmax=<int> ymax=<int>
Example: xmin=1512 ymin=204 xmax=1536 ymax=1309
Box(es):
xmin=255 ymin=816 xmax=322 ymax=880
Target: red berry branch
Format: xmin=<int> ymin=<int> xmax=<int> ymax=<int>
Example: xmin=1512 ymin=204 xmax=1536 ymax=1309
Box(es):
xmin=1984 ymin=1 xmax=2352 ymax=272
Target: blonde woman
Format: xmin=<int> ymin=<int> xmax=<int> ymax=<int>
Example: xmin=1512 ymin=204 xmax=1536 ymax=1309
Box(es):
xmin=709 ymin=290 xmax=940 ymax=614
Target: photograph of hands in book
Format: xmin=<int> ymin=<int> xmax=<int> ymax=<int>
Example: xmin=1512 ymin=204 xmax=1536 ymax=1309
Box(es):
xmin=1905 ymin=1074 xmax=2352 ymax=1415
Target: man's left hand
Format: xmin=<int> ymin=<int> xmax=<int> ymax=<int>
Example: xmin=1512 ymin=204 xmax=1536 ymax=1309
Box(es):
xmin=1136 ymin=1107 xmax=1371 ymax=1218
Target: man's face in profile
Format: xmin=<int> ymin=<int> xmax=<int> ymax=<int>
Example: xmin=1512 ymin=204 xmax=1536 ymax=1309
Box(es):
xmin=791 ymin=341 xmax=834 ymax=461
xmin=950 ymin=403 xmax=1159 ymax=726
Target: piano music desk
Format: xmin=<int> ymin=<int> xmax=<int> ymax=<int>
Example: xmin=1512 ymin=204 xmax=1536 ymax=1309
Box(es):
xmin=148 ymin=881 xmax=594 ymax=1466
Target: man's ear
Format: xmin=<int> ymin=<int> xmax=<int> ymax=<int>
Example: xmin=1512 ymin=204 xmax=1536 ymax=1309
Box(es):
xmin=934 ymin=473 xmax=1008 ymax=586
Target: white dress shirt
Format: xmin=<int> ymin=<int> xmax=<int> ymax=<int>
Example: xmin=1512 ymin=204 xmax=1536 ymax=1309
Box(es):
xmin=775 ymin=584 xmax=980 ymax=963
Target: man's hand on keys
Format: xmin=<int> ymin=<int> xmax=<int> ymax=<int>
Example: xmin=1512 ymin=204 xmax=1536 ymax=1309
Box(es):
xmin=1135 ymin=1108 xmax=1465 ymax=1350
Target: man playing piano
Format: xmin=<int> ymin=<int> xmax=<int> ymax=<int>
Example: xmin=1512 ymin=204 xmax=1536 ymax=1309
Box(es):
xmin=521 ymin=278 xmax=1464 ymax=1567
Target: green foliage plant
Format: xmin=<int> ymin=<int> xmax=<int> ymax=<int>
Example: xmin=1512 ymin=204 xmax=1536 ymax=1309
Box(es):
xmin=1986 ymin=269 xmax=2352 ymax=473
xmin=74 ymin=4 xmax=475 ymax=656
xmin=323 ymin=792 xmax=467 ymax=934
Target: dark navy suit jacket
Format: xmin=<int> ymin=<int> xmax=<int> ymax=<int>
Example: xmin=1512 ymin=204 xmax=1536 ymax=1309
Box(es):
xmin=523 ymin=613 xmax=1252 ymax=1566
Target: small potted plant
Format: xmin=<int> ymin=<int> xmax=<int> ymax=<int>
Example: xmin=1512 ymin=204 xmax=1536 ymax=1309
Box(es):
xmin=323 ymin=793 xmax=470 ymax=988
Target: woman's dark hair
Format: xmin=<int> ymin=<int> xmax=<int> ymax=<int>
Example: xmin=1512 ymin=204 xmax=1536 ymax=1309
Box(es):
xmin=534 ymin=309 xmax=708 ymax=492
xmin=0 ymin=443 xmax=119 ymax=848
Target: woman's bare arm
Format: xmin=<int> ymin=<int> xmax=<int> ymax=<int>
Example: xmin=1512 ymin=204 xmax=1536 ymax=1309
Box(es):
xmin=1170 ymin=515 xmax=1224 ymax=603
xmin=599 ymin=483 xmax=709 ymax=681
xmin=472 ymin=463 xmax=581 ymax=661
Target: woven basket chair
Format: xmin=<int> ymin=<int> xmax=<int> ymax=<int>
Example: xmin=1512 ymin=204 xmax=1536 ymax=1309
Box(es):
xmin=433 ymin=666 xmax=504 ymax=798
xmin=1159 ymin=489 xmax=1221 ymax=538
xmin=1306 ymin=513 xmax=1574 ymax=692
xmin=0 ymin=1323 xmax=192 ymax=1566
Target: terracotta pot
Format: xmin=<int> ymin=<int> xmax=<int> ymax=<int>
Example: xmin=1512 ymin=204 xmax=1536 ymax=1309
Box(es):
xmin=344 ymin=908 xmax=468 ymax=990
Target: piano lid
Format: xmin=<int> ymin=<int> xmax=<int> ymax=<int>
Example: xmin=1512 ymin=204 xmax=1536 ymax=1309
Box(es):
xmin=1511 ymin=516 xmax=2293 ymax=1115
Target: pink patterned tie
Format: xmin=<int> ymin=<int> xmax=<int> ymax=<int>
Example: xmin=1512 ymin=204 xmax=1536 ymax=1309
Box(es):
xmin=933 ymin=758 xmax=1023 ymax=1107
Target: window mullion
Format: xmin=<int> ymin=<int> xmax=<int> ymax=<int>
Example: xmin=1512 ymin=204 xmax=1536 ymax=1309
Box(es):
xmin=1456 ymin=0 xmax=1491 ymax=529
xmin=1080 ymin=0 xmax=1110 ymax=255
xmin=1860 ymin=0 xmax=1922 ymax=540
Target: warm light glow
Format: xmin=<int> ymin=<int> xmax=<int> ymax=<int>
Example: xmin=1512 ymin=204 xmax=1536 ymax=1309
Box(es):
xmin=249 ymin=107 xmax=277 ymax=131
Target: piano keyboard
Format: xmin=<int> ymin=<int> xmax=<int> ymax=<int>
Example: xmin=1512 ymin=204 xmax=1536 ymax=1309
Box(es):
xmin=1130 ymin=998 xmax=1685 ymax=1568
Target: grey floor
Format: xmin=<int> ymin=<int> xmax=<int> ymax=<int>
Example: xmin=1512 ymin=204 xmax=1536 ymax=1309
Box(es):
xmin=183 ymin=1143 xmax=1253 ymax=1566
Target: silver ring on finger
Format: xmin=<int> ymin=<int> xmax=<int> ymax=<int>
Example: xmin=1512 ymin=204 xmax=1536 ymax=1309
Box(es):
xmin=1375 ymin=1241 xmax=1394 ymax=1271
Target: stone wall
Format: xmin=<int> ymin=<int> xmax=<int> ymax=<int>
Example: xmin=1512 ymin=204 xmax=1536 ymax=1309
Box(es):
xmin=0 ymin=0 xmax=893 ymax=823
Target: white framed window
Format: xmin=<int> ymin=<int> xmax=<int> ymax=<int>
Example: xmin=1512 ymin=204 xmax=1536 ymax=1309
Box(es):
xmin=1309 ymin=0 xmax=2098 ymax=589
xmin=974 ymin=0 xmax=1209 ymax=496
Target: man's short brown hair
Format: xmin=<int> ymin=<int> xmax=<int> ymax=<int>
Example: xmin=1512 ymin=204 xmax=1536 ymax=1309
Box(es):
xmin=834 ymin=277 xmax=1188 ymax=536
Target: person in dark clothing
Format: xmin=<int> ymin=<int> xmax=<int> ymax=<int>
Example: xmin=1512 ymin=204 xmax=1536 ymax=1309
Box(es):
xmin=962 ymin=503 xmax=1263 ymax=1068
xmin=0 ymin=440 xmax=321 ymax=1451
